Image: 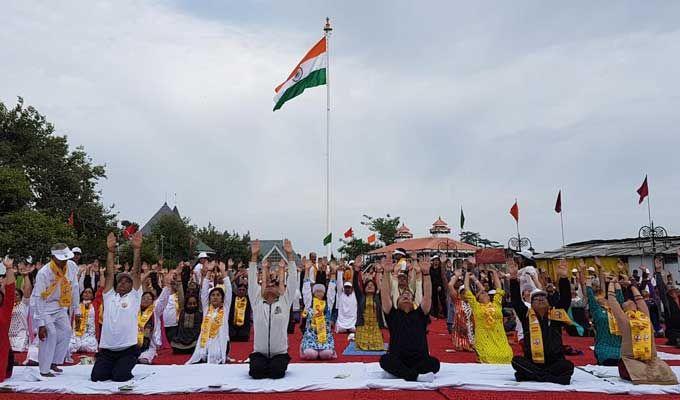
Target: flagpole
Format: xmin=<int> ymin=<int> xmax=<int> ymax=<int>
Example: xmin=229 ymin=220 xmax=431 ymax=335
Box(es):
xmin=324 ymin=18 xmax=332 ymax=259
xmin=560 ymin=195 xmax=566 ymax=258
xmin=515 ymin=198 xmax=522 ymax=251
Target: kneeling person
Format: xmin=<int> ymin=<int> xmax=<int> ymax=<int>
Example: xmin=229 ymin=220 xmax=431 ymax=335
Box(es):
xmin=379 ymin=256 xmax=440 ymax=382
xmin=248 ymin=239 xmax=298 ymax=379
xmin=91 ymin=232 xmax=143 ymax=382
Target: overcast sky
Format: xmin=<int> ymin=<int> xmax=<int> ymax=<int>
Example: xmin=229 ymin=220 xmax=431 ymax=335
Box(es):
xmin=2 ymin=1 xmax=680 ymax=255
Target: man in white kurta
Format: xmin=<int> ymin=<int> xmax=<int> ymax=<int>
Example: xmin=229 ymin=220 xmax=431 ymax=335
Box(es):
xmin=335 ymin=271 xmax=357 ymax=334
xmin=31 ymin=244 xmax=81 ymax=376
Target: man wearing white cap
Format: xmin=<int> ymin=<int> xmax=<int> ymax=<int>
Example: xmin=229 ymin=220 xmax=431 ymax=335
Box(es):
xmin=71 ymin=247 xmax=82 ymax=265
xmin=192 ymin=252 xmax=209 ymax=285
xmin=335 ymin=266 xmax=357 ymax=335
xmin=30 ymin=243 xmax=81 ymax=377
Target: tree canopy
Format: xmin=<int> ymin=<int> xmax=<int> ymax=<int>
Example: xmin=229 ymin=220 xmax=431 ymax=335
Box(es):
xmin=0 ymin=98 xmax=116 ymax=260
xmin=361 ymin=214 xmax=400 ymax=246
xmin=459 ymin=231 xmax=502 ymax=248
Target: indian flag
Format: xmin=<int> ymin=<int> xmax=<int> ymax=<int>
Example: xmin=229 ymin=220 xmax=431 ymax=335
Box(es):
xmin=273 ymin=37 xmax=327 ymax=111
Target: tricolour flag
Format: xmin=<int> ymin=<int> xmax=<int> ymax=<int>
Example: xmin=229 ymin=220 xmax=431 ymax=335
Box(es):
xmin=510 ymin=200 xmax=519 ymax=223
xmin=273 ymin=37 xmax=327 ymax=111
xmin=637 ymin=175 xmax=649 ymax=204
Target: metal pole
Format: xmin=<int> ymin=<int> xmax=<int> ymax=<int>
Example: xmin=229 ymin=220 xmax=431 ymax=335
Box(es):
xmin=560 ymin=190 xmax=566 ymax=257
xmin=324 ymin=18 xmax=332 ymax=259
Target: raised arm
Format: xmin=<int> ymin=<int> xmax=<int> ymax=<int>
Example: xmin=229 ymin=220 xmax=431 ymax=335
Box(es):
xmin=380 ymin=258 xmax=393 ymax=314
xmin=104 ymin=232 xmax=116 ymax=293
xmin=630 ymin=285 xmax=649 ymax=316
xmin=283 ymin=239 xmax=297 ymax=302
xmin=420 ymin=257 xmax=433 ymax=315
xmin=508 ymin=259 xmax=528 ymax=318
xmin=21 ymin=264 xmax=33 ymax=303
xmin=555 ymin=260 xmax=572 ymax=310
xmin=302 ymin=259 xmax=312 ymax=310
xmin=326 ymin=262 xmax=338 ymax=310
xmin=130 ymin=231 xmax=143 ymax=290
xmin=248 ymin=240 xmax=261 ymax=302
xmin=154 ymin=274 xmax=172 ymax=314
xmin=607 ymin=277 xmax=627 ymax=323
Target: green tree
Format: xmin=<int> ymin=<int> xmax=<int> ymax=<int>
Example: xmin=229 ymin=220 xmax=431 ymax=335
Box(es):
xmin=150 ymin=214 xmax=194 ymax=263
xmin=0 ymin=209 xmax=76 ymax=260
xmin=361 ymin=214 xmax=400 ymax=246
xmin=459 ymin=231 xmax=501 ymax=248
xmin=196 ymin=223 xmax=251 ymax=264
xmin=337 ymin=238 xmax=378 ymax=260
xmin=0 ymin=98 xmax=116 ymax=259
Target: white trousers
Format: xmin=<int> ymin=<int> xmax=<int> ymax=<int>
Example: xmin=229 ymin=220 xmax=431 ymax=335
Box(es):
xmin=38 ymin=309 xmax=72 ymax=374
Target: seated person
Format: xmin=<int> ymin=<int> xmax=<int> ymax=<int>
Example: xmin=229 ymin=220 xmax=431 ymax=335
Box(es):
xmin=509 ymin=257 xmax=574 ymax=385
xmin=608 ymin=278 xmax=678 ymax=385
xmin=379 ymin=255 xmax=440 ymax=382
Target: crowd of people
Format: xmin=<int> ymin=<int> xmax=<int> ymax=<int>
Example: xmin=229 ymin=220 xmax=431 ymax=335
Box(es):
xmin=0 ymin=233 xmax=679 ymax=387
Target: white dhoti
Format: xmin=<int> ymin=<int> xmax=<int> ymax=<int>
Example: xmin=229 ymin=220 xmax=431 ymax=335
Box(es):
xmin=38 ymin=309 xmax=72 ymax=374
xmin=139 ymin=341 xmax=158 ymax=363
xmin=69 ymin=334 xmax=98 ymax=353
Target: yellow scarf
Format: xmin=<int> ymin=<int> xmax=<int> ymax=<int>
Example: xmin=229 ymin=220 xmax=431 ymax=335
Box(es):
xmin=527 ymin=308 xmax=573 ymax=364
xmin=604 ymin=304 xmax=620 ymax=336
xmin=199 ymin=305 xmax=225 ymax=348
xmin=41 ymin=261 xmax=72 ymax=308
xmin=137 ymin=306 xmax=154 ymax=347
xmin=75 ymin=303 xmax=90 ymax=337
xmin=98 ymin=303 xmax=104 ymax=325
xmin=627 ymin=310 xmax=652 ymax=361
xmin=311 ymin=298 xmax=327 ymax=344
xmin=234 ymin=296 xmax=247 ymax=327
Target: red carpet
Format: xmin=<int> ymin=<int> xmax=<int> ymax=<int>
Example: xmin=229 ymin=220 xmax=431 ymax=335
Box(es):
xmin=6 ymin=318 xmax=680 ymax=399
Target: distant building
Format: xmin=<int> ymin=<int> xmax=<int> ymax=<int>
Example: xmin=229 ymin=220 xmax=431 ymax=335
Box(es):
xmin=258 ymin=240 xmax=302 ymax=265
xmin=535 ymin=236 xmax=680 ymax=284
xmin=369 ymin=217 xmax=477 ymax=260
xmin=140 ymin=202 xmax=215 ymax=255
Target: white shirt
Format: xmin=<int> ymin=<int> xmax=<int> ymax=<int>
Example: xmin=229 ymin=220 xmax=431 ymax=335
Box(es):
xmin=193 ymin=263 xmax=203 ymax=285
xmin=30 ymin=260 xmax=81 ymax=327
xmin=100 ymin=288 xmax=142 ymax=351
xmin=335 ymin=271 xmax=357 ymax=331
xmin=248 ymin=261 xmax=299 ymax=357
xmin=162 ymin=293 xmax=179 ymax=327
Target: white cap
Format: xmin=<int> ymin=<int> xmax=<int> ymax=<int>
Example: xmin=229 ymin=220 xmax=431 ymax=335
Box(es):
xmin=530 ymin=288 xmax=547 ymax=299
xmin=51 ymin=247 xmax=74 ymax=261
xmin=517 ymin=250 xmax=534 ymax=260
xmin=430 ymin=255 xmax=440 ymax=261
xmin=587 ymin=266 xmax=596 ymax=272
xmin=393 ymin=249 xmax=406 ymax=257
xmin=197 ymin=252 xmax=209 ymax=259
xmin=488 ymin=289 xmax=497 ymax=295
xmin=571 ymin=268 xmax=578 ymax=273
xmin=343 ymin=281 xmax=353 ymax=287
xmin=72 ymin=247 xmax=82 ymax=254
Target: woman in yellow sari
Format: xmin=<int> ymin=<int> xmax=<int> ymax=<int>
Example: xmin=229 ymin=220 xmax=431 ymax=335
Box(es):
xmin=607 ymin=278 xmax=677 ymax=385
xmin=463 ymin=269 xmax=513 ymax=364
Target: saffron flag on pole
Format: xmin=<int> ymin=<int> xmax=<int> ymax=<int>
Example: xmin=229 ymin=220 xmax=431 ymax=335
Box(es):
xmin=555 ymin=190 xmax=562 ymax=213
xmin=510 ymin=201 xmax=519 ymax=222
xmin=637 ymin=175 xmax=649 ymax=204
xmin=344 ymin=228 xmax=353 ymax=238
xmin=367 ymin=234 xmax=376 ymax=244
xmin=273 ymin=37 xmax=327 ymax=111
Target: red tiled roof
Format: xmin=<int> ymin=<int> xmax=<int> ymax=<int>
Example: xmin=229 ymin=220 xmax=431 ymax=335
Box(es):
xmin=396 ymin=224 xmax=412 ymax=234
xmin=368 ymin=237 xmax=477 ymax=254
xmin=432 ymin=217 xmax=448 ymax=227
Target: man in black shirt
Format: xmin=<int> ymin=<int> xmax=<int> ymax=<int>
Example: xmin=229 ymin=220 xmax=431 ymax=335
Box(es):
xmin=509 ymin=257 xmax=574 ymax=385
xmin=379 ymin=254 xmax=440 ymax=382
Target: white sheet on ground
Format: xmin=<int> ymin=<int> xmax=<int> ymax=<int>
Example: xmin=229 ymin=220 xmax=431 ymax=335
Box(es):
xmin=2 ymin=362 xmax=679 ymax=395
xmin=589 ymin=346 xmax=680 ymax=360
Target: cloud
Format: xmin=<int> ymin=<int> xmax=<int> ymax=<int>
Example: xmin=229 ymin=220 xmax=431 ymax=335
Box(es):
xmin=2 ymin=1 xmax=679 ymax=254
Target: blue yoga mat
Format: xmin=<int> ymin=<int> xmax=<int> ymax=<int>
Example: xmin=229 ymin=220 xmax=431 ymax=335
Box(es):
xmin=342 ymin=341 xmax=388 ymax=356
